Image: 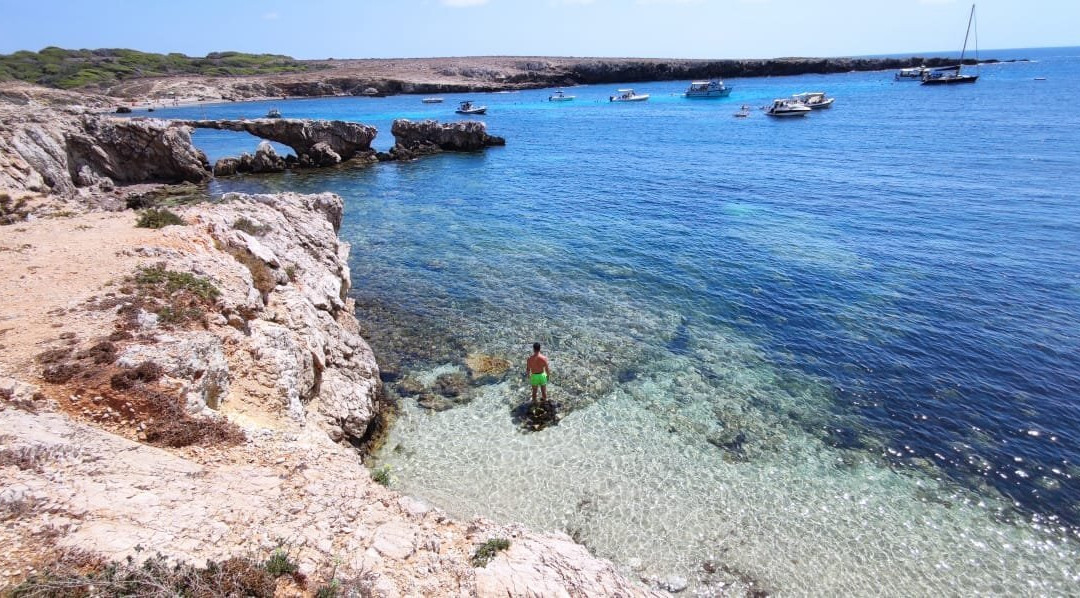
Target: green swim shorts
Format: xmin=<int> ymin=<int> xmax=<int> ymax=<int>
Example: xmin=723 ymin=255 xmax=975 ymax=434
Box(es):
xmin=530 ymin=372 xmax=548 ymax=387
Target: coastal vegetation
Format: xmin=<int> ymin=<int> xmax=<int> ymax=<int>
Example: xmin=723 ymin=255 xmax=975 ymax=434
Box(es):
xmin=8 ymin=548 xmax=296 ymax=597
xmin=371 ymin=465 xmax=392 ymax=486
xmin=134 ymin=208 xmax=184 ymax=229
xmin=0 ymin=47 xmax=321 ymax=89
xmin=471 ymin=538 xmax=511 ymax=567
xmin=0 ymin=192 xmax=30 ymax=225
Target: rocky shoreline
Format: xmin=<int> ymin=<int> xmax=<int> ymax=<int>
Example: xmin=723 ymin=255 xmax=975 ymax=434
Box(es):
xmin=0 ymin=86 xmax=661 ymax=596
xmin=93 ymin=55 xmax=1019 ymax=104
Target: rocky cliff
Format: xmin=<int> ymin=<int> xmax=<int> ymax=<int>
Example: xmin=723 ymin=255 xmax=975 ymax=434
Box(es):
xmin=0 ymin=192 xmax=665 ymax=596
xmin=0 ymin=94 xmax=209 ymax=196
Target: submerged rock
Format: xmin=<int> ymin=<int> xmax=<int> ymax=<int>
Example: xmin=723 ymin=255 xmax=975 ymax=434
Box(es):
xmin=466 ymin=353 xmax=513 ymax=384
xmin=511 ymin=399 xmax=562 ymax=432
xmin=434 ymin=372 xmax=469 ymax=399
xmin=417 ymin=392 xmax=454 ymax=412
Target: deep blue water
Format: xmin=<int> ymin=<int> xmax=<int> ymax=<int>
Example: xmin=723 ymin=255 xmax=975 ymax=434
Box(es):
xmin=148 ymin=47 xmax=1080 ymax=592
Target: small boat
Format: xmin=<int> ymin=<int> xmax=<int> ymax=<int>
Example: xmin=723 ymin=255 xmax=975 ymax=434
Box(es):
xmin=422 ymin=97 xmax=444 ymax=104
xmin=764 ymin=99 xmax=811 ymax=118
xmin=734 ymin=105 xmax=751 ymax=118
xmin=548 ymin=89 xmax=575 ymax=102
xmin=266 ymin=108 xmax=282 ymax=118
xmin=609 ymin=89 xmax=650 ymax=102
xmin=791 ymin=92 xmax=835 ymax=109
xmin=1034 ymin=77 xmax=1047 ymax=81
xmin=895 ymin=67 xmax=929 ymax=81
xmin=922 ymin=4 xmax=979 ymax=86
xmin=455 ymin=100 xmax=488 ymax=115
xmin=685 ymin=79 xmax=732 ymax=98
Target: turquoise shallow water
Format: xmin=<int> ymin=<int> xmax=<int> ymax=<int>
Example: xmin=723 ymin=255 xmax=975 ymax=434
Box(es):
xmin=154 ymin=48 xmax=1080 ymax=594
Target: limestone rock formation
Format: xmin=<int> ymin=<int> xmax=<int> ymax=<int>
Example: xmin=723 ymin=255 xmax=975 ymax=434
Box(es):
xmin=0 ymin=96 xmax=210 ymax=196
xmin=389 ymin=119 xmax=505 ymax=160
xmin=178 ymin=118 xmax=376 ymax=167
xmin=250 ymin=141 xmax=286 ymax=173
xmin=186 ymin=192 xmax=379 ymax=440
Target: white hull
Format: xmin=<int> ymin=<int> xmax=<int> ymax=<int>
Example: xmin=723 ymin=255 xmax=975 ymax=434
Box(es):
xmin=767 ymin=110 xmax=809 ymax=118
xmin=422 ymin=98 xmax=444 ymax=104
xmin=610 ymin=95 xmax=650 ymax=102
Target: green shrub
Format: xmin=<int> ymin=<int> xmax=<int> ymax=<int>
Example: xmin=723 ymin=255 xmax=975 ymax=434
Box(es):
xmin=134 ymin=265 xmax=220 ymax=302
xmin=10 ymin=551 xmax=276 ymax=597
xmin=371 ymin=465 xmax=392 ymax=486
xmin=226 ymin=246 xmax=276 ymax=302
xmin=127 ymin=264 xmax=220 ymax=327
xmin=135 ymin=208 xmax=184 ymax=229
xmin=471 ymin=538 xmax=510 ymax=568
xmin=232 ymin=216 xmax=270 ymax=236
xmin=0 ymin=47 xmax=326 ymax=89
xmin=315 ymin=579 xmax=342 ymax=598
xmin=1 ymin=192 xmax=30 ymax=225
xmin=263 ymin=548 xmax=298 ymax=576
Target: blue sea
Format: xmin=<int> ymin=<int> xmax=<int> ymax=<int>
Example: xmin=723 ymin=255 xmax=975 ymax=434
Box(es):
xmin=148 ymin=47 xmax=1080 ymax=594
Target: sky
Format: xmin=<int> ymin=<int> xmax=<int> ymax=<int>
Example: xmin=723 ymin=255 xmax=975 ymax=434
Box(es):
xmin=0 ymin=0 xmax=1076 ymax=60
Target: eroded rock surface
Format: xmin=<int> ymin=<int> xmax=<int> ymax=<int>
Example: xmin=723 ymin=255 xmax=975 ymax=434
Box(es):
xmin=0 ymin=94 xmax=209 ymax=195
xmin=178 ymin=118 xmax=376 ymax=167
xmin=388 ymin=119 xmax=506 ymax=160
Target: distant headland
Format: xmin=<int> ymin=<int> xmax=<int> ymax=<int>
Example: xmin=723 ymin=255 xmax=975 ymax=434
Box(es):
xmin=0 ymin=47 xmax=1021 ymax=104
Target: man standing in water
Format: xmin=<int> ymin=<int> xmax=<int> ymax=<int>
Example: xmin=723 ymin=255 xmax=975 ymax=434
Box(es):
xmin=526 ymin=342 xmax=550 ymax=402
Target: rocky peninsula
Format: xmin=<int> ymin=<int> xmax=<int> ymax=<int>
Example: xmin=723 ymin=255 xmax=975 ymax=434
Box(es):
xmin=0 ymin=84 xmax=661 ymax=596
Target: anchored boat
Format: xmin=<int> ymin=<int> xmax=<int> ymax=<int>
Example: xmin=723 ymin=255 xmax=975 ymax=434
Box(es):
xmin=895 ymin=67 xmax=929 ymax=81
xmin=685 ymin=79 xmax=732 ymax=99
xmin=791 ymin=92 xmax=835 ymax=109
xmin=422 ymin=97 xmax=444 ymax=104
xmin=609 ymin=89 xmax=650 ymax=102
xmin=548 ymin=90 xmax=575 ymax=102
xmin=455 ymin=100 xmax=488 ymax=115
xmin=764 ymin=99 xmax=811 ymax=118
xmin=922 ymin=4 xmax=980 ymax=85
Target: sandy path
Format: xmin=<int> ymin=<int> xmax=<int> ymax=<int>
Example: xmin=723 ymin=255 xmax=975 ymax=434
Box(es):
xmin=0 ymin=213 xmax=179 ymax=377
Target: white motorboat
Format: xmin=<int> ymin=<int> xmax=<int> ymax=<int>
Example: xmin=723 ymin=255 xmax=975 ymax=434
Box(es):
xmin=895 ymin=67 xmax=928 ymax=81
xmin=734 ymin=105 xmax=752 ymax=118
xmin=791 ymin=91 xmax=835 ymax=109
xmin=609 ymin=89 xmax=650 ymax=102
xmin=764 ymin=99 xmax=811 ymax=118
xmin=548 ymin=89 xmax=575 ymax=102
xmin=265 ymin=108 xmax=282 ymax=118
xmin=422 ymin=97 xmax=444 ymax=104
xmin=455 ymin=100 xmax=488 ymax=115
xmin=685 ymin=79 xmax=732 ymax=98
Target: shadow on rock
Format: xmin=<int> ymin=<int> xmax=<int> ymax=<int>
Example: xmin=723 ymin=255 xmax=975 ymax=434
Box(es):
xmin=511 ymin=399 xmax=563 ymax=432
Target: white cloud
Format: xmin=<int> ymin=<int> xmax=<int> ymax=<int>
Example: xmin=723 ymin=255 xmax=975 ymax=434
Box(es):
xmin=262 ymin=12 xmax=280 ymax=20
xmin=440 ymin=0 xmax=490 ymax=6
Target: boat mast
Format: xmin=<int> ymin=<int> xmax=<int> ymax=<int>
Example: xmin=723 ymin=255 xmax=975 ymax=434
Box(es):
xmin=958 ymin=4 xmax=975 ymax=70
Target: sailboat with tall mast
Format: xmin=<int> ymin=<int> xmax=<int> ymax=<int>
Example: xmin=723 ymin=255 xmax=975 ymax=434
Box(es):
xmin=922 ymin=4 xmax=979 ymax=85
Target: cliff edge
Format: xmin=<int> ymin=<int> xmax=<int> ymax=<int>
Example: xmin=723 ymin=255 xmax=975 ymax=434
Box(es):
xmin=0 ymin=191 xmax=664 ymax=596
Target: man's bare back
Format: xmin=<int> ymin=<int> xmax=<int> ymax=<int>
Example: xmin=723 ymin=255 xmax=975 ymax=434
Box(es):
xmin=527 ymin=353 xmax=549 ymax=375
